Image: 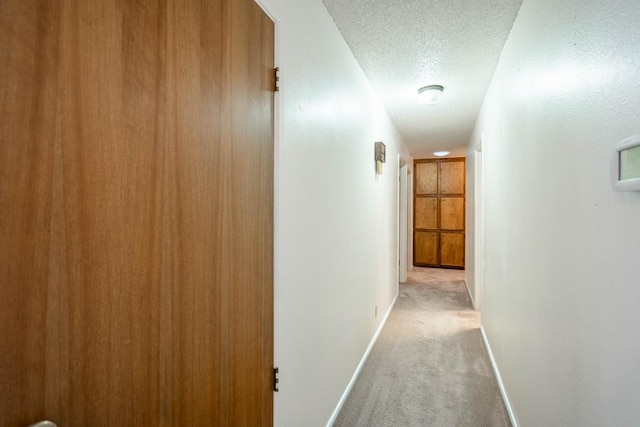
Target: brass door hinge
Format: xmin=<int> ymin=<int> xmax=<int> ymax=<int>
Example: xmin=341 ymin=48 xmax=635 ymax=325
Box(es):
xmin=273 ymin=367 xmax=280 ymax=392
xmin=274 ymin=67 xmax=280 ymax=92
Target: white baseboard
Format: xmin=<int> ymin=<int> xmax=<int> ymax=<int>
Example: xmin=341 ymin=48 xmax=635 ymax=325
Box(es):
xmin=463 ymin=278 xmax=476 ymax=310
xmin=325 ymin=293 xmax=399 ymax=427
xmin=480 ymin=326 xmax=518 ymax=427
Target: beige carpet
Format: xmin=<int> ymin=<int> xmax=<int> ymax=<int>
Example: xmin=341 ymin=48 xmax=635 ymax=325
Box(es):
xmin=333 ymin=268 xmax=511 ymax=427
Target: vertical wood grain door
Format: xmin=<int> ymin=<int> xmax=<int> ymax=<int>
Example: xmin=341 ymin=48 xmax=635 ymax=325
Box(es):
xmin=413 ymin=158 xmax=465 ymax=269
xmin=0 ymin=0 xmax=274 ymax=425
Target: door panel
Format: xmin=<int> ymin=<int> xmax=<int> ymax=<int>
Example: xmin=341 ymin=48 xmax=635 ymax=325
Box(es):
xmin=441 ymin=233 xmax=465 ymax=267
xmin=415 ymin=162 xmax=438 ymax=194
xmin=0 ymin=0 xmax=274 ymax=425
xmin=415 ymin=197 xmax=438 ymax=230
xmin=0 ymin=2 xmax=59 ymax=423
xmin=440 ymin=197 xmax=464 ymax=230
xmin=415 ymin=231 xmax=439 ymax=266
xmin=440 ymin=161 xmax=465 ymax=194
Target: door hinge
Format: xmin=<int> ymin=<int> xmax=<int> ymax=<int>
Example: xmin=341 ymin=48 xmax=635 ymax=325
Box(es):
xmin=273 ymin=367 xmax=280 ymax=392
xmin=274 ymin=67 xmax=280 ymax=92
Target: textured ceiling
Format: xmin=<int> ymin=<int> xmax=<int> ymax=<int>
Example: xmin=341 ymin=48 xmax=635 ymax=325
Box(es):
xmin=322 ymin=0 xmax=523 ymax=157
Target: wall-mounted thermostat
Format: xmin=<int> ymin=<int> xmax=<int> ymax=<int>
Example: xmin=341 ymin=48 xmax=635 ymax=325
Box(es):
xmin=612 ymin=134 xmax=640 ymax=191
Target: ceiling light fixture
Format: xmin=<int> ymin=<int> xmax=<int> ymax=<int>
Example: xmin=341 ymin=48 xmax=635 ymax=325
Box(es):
xmin=418 ymin=84 xmax=444 ymax=105
xmin=433 ymin=151 xmax=450 ymax=157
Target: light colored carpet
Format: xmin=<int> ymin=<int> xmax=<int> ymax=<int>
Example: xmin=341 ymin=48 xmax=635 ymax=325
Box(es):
xmin=333 ymin=268 xmax=511 ymax=427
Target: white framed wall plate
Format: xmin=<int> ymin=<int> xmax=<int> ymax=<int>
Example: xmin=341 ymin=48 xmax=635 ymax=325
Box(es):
xmin=612 ymin=134 xmax=640 ymax=191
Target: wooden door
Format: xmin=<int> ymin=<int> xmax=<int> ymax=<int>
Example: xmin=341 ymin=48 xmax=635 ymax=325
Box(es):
xmin=413 ymin=158 xmax=465 ymax=268
xmin=0 ymin=0 xmax=274 ymax=426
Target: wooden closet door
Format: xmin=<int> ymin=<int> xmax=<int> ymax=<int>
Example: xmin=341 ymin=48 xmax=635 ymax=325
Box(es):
xmin=413 ymin=158 xmax=465 ymax=269
xmin=439 ymin=160 xmax=465 ymax=268
xmin=0 ymin=0 xmax=274 ymax=425
xmin=167 ymin=1 xmax=274 ymax=424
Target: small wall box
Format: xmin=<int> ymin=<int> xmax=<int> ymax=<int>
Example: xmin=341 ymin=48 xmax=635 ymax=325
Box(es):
xmin=375 ymin=141 xmax=386 ymax=163
xmin=375 ymin=141 xmax=386 ymax=175
xmin=612 ymin=134 xmax=640 ymax=191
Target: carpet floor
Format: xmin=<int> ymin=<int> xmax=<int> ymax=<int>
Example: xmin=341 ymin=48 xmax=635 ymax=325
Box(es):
xmin=333 ymin=268 xmax=511 ymax=427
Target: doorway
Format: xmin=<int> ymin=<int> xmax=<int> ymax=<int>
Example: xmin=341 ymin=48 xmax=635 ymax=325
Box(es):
xmin=413 ymin=158 xmax=466 ymax=269
xmin=474 ymin=143 xmax=484 ymax=310
xmin=398 ymin=157 xmax=409 ymax=283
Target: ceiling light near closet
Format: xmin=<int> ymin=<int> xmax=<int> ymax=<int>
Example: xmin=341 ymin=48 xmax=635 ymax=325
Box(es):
xmin=418 ymin=85 xmax=444 ymax=105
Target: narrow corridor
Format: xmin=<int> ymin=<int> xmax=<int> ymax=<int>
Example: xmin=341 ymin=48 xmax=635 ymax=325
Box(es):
xmin=334 ymin=268 xmax=510 ymax=426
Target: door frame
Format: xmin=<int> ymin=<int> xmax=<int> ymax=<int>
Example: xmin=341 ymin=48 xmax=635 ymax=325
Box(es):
xmin=398 ymin=155 xmax=408 ymax=283
xmin=474 ymin=142 xmax=484 ymax=310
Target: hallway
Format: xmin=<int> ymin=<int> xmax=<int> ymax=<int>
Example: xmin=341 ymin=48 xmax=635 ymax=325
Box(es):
xmin=1 ymin=0 xmax=639 ymax=425
xmin=334 ymin=268 xmax=510 ymax=426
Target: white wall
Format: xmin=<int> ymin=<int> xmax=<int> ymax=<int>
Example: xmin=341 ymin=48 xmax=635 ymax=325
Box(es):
xmin=465 ymin=148 xmax=476 ymax=305
xmin=256 ymin=0 xmax=412 ymax=425
xmin=465 ymin=143 xmax=480 ymax=309
xmin=468 ymin=0 xmax=640 ymax=425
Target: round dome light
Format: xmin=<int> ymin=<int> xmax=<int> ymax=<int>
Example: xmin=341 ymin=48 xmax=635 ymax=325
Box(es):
xmin=418 ymin=85 xmax=444 ymax=105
